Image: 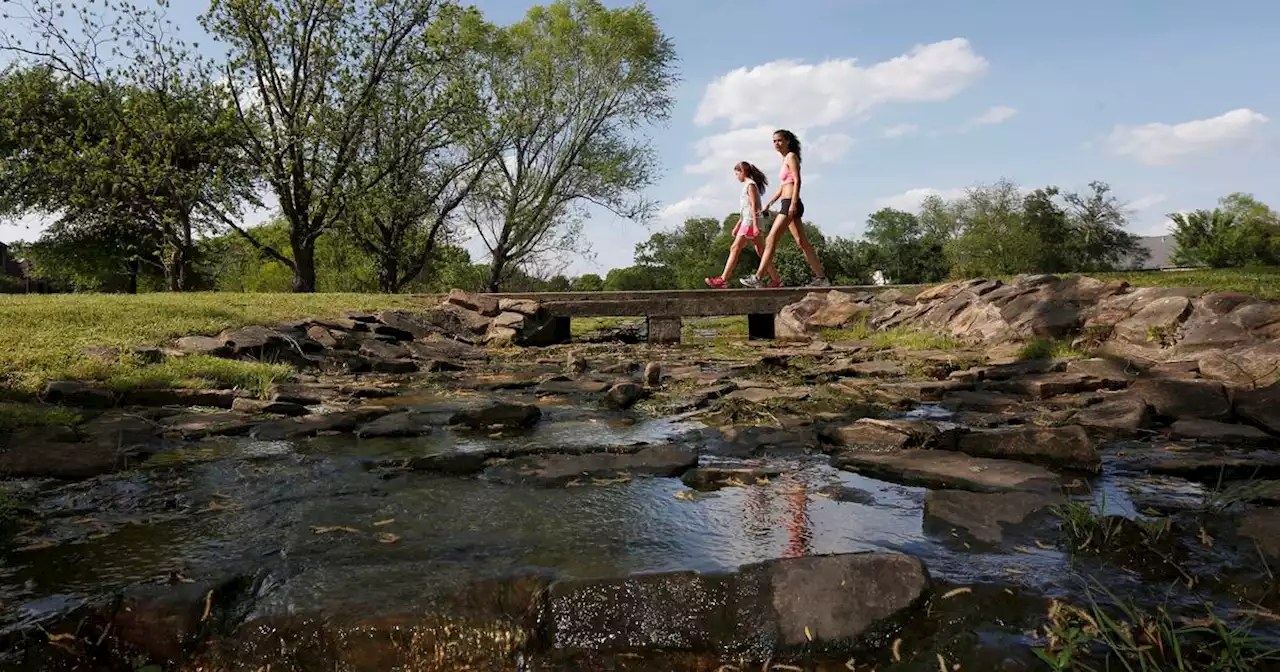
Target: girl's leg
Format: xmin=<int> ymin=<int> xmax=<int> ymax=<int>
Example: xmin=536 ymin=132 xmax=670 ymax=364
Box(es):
xmin=720 ymin=235 xmax=749 ymax=280
xmin=751 ymin=236 xmax=782 ymax=285
xmin=751 ymin=213 xmax=792 ymax=279
xmin=788 ymin=217 xmax=827 ymax=280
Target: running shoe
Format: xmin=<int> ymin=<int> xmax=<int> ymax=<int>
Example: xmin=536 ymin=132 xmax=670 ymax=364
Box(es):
xmin=768 ymin=277 xmax=783 ymax=288
xmin=704 ymin=276 xmax=726 ymax=289
xmin=739 ymin=275 xmax=763 ymax=288
xmin=808 ymin=277 xmax=831 ymax=287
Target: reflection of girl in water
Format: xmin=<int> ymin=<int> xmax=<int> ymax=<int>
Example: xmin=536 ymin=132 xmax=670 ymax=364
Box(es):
xmin=781 ymin=472 xmax=812 ymax=559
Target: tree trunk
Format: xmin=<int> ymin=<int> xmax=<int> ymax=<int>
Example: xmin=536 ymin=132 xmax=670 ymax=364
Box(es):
xmin=486 ymin=251 xmax=507 ymax=293
xmin=292 ymin=237 xmax=317 ymax=293
xmin=378 ymin=253 xmax=399 ymax=294
xmin=126 ymin=258 xmax=139 ymax=294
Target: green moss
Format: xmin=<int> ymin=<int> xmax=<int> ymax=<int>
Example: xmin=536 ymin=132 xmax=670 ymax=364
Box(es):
xmin=0 ymin=402 xmax=81 ymax=433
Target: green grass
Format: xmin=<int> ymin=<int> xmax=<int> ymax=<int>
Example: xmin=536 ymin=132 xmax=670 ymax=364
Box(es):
xmin=821 ymin=318 xmax=963 ymax=351
xmin=1018 ymin=337 xmax=1089 ymax=361
xmin=0 ymin=292 xmax=421 ymax=397
xmin=1094 ymin=267 xmax=1280 ymax=301
xmin=0 ymin=402 xmax=81 ymax=432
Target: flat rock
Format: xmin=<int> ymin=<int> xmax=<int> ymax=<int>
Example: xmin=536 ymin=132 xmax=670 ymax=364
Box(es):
xmin=159 ymin=412 xmax=258 ymax=440
xmin=815 ymin=483 xmax=877 ymax=505
xmin=953 ymin=425 xmax=1099 ymax=471
xmin=834 ymin=450 xmax=1062 ymax=493
xmin=820 ymin=418 xmax=948 ymax=452
xmin=850 ymin=360 xmax=904 ymax=378
xmin=605 ymin=382 xmax=646 ymax=409
xmin=40 ymin=381 xmax=116 ymax=408
xmin=1198 ymin=341 xmax=1280 ymax=386
xmin=1074 ymin=394 xmax=1154 ymax=436
xmin=484 ymin=445 xmax=697 ymax=486
xmin=449 ymin=401 xmax=541 ymax=430
xmin=878 ymin=380 xmax=972 ymax=401
xmin=0 ymin=442 xmax=121 ymax=479
xmin=1169 ymin=418 xmax=1273 ymax=445
xmin=1130 ymin=378 xmax=1232 ymax=421
xmin=173 ymin=335 xmax=232 ymax=357
xmin=231 ymin=397 xmax=310 ymax=417
xmin=251 ymin=408 xmax=394 ymax=440
xmin=706 ymin=426 xmax=820 ymax=458
xmin=681 ymin=466 xmax=781 ymax=489
xmin=546 ymin=552 xmax=928 ymax=656
xmin=941 ymin=390 xmax=1025 ymax=412
xmin=536 ymin=378 xmax=611 ymax=396
xmin=358 ymin=339 xmax=411 ymax=361
xmin=1117 ymin=445 xmax=1280 ymax=482
xmin=1238 ymin=507 xmax=1280 ymax=561
xmin=924 ymin=489 xmax=1065 ymax=543
xmin=985 ymin=372 xmax=1119 ymax=400
xmin=446 ymin=289 xmax=500 ymax=317
xmin=370 ymin=359 xmax=419 ymax=374
xmin=119 ymin=388 xmax=240 ymax=409
xmin=1064 ymin=357 xmax=1136 ymax=383
xmin=355 ymin=411 xmax=437 ymax=439
xmin=79 ymin=414 xmax=158 ymax=449
xmin=724 ymin=387 xmax=810 ymax=404
xmin=373 ymin=310 xmax=434 ymax=340
xmin=1234 ymin=381 xmax=1280 ymax=436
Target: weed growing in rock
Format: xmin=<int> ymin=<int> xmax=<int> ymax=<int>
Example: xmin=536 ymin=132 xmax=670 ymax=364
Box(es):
xmin=97 ymin=355 xmax=294 ymax=399
xmin=0 ymin=402 xmax=81 ymax=432
xmin=1053 ymin=499 xmax=1124 ymax=552
xmin=1035 ymin=584 xmax=1280 ymax=671
xmin=1018 ymin=337 xmax=1089 ymax=362
xmin=822 ymin=318 xmax=962 ymax=352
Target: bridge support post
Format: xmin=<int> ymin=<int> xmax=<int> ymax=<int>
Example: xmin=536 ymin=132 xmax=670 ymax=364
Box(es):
xmin=747 ymin=313 xmax=776 ymax=340
xmin=647 ymin=316 xmax=682 ymax=344
xmin=552 ymin=316 xmax=572 ymax=344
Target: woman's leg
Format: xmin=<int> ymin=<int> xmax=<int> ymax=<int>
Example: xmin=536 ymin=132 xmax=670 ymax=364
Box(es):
xmin=751 ymin=213 xmax=792 ymax=279
xmin=751 ymin=236 xmax=782 ymax=285
xmin=720 ymin=234 xmax=749 ymax=280
xmin=787 ymin=216 xmax=827 ymax=279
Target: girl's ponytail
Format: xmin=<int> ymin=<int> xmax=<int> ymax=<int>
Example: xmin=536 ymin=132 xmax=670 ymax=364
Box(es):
xmin=737 ymin=161 xmax=768 ymax=195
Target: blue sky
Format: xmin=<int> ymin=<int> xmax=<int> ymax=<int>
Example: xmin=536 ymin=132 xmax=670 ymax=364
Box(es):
xmin=3 ymin=0 xmax=1278 ymax=277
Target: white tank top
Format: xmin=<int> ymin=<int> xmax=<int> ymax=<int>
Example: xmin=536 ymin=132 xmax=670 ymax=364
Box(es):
xmin=740 ymin=181 xmax=757 ymax=224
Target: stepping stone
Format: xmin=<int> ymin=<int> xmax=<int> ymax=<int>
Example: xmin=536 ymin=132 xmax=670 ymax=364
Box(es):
xmin=924 ymin=489 xmax=1064 ymax=543
xmin=833 ymin=450 xmax=1062 ymax=493
xmin=951 ymin=425 xmax=1099 ymax=471
xmin=1169 ymin=419 xmax=1273 ymax=445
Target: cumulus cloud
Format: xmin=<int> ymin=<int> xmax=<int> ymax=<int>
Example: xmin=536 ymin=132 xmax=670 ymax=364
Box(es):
xmin=873 ymin=187 xmax=968 ymax=212
xmin=882 ymin=123 xmax=919 ymax=138
xmin=693 ymin=38 xmax=988 ymax=130
xmin=969 ymin=105 xmax=1018 ymax=126
xmin=808 ymin=133 xmax=857 ymax=163
xmin=658 ymin=183 xmax=732 ymax=224
xmin=1105 ymin=108 xmax=1270 ymax=165
xmin=684 ymin=125 xmax=779 ymax=175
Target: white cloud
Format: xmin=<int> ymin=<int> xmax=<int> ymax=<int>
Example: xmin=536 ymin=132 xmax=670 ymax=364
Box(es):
xmin=0 ymin=212 xmax=52 ymax=245
xmin=694 ymin=38 xmax=988 ymax=130
xmin=684 ymin=125 xmax=779 ymax=175
xmin=808 ymin=133 xmax=857 ymax=163
xmin=1105 ymin=108 xmax=1270 ymax=165
xmin=882 ymin=123 xmax=919 ymax=138
xmin=658 ymin=183 xmax=732 ymax=224
xmin=970 ymin=105 xmax=1018 ymax=126
xmin=873 ymin=187 xmax=968 ymax=211
xmin=1128 ymin=194 xmax=1168 ymax=212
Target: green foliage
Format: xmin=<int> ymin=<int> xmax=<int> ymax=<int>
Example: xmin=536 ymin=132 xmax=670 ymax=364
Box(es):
xmin=1171 ymin=194 xmax=1280 ymax=268
xmin=861 ymin=207 xmax=949 ymax=283
xmin=572 ymin=274 xmax=604 ymax=291
xmin=603 ymin=264 xmax=674 ymax=290
xmin=0 ymin=403 xmax=81 ymax=433
xmin=465 ymin=0 xmax=677 ymax=290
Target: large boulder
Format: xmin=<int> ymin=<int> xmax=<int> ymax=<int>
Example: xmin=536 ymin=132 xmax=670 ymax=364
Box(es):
xmin=778 ymin=292 xmax=869 ymax=341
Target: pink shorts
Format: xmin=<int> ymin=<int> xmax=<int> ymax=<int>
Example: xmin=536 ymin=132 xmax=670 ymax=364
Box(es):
xmin=733 ymin=220 xmax=760 ymax=238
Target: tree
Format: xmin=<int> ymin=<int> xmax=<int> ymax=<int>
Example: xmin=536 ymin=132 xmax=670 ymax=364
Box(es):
xmin=340 ymin=5 xmax=497 ymax=293
xmin=945 ymin=179 xmax=1037 ymax=277
xmin=1062 ymin=181 xmax=1147 ymax=271
xmin=1216 ymin=193 xmax=1280 ymax=265
xmin=0 ymin=58 xmax=255 ymax=291
xmin=201 ymin=0 xmax=463 ymax=292
xmin=860 ymin=208 xmax=947 ymax=284
xmin=17 ymin=217 xmax=166 ymax=293
xmin=634 ymin=216 xmax=723 ymax=288
xmin=1020 ymin=187 xmax=1072 ymax=273
xmin=464 ymin=0 xmax=677 ymax=291
xmin=572 ymin=273 xmax=604 ymax=291
xmin=1170 ymin=209 xmax=1244 ymax=268
xmin=603 ymin=264 xmax=672 ymax=290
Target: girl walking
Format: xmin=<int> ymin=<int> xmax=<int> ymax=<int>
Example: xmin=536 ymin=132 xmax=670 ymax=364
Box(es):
xmin=740 ymin=130 xmax=829 ymax=288
xmin=705 ymin=162 xmax=781 ymax=288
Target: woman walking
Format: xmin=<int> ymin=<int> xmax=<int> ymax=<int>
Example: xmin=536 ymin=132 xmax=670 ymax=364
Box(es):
xmin=704 ymin=161 xmax=781 ymax=288
xmin=740 ymin=130 xmax=829 ymax=288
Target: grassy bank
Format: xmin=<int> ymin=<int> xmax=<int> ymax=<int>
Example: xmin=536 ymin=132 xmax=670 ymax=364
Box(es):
xmin=0 ymin=292 xmax=422 ymax=398
xmin=1096 ymin=267 xmax=1280 ymax=300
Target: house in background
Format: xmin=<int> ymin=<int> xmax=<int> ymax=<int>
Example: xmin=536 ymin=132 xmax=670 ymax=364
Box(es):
xmin=0 ymin=241 xmax=49 ymax=292
xmin=1120 ymin=235 xmax=1178 ymax=271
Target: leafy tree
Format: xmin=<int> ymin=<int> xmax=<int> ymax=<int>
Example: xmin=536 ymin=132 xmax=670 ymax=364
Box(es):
xmin=572 ymin=273 xmax=604 ymax=291
xmin=545 ymin=275 xmax=572 ymax=291
xmin=1170 ymin=209 xmax=1244 ymax=268
xmin=603 ymin=264 xmax=673 ymax=290
xmin=1020 ymin=187 xmax=1072 ymax=273
xmin=1216 ymin=193 xmax=1280 ymax=265
xmin=1062 ymin=181 xmax=1147 ymax=271
xmin=0 ymin=61 xmax=255 ymax=291
xmin=16 ymin=217 xmax=167 ymax=293
xmin=634 ymin=216 xmax=724 ymax=288
xmin=340 ymin=5 xmax=497 ymax=293
xmin=945 ymin=179 xmax=1038 ymax=277
xmin=201 ymin=0 xmax=463 ymax=292
xmin=861 ymin=208 xmax=948 ymax=283
xmin=464 ymin=0 xmax=677 ymax=291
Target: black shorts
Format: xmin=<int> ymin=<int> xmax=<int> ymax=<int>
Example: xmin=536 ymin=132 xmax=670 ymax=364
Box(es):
xmin=779 ymin=198 xmax=805 ymax=218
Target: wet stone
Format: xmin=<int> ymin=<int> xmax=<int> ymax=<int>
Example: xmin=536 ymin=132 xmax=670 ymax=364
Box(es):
xmin=231 ymin=397 xmax=310 ymax=417
xmin=1169 ymin=418 xmax=1273 ymax=445
xmin=820 ymin=418 xmax=949 ymax=452
xmin=39 ymin=381 xmax=116 ymax=408
xmin=952 ymin=425 xmax=1099 ymax=471
xmin=941 ymin=390 xmax=1025 ymax=413
xmin=1234 ymin=381 xmax=1280 ymax=436
xmin=1130 ymin=378 xmax=1232 ymax=421
xmin=605 ymin=382 xmax=645 ymax=409
xmin=355 ymin=411 xmax=437 ymax=439
xmin=1238 ymin=507 xmax=1280 ymax=561
xmin=119 ymin=388 xmax=240 ymax=409
xmin=1074 ymin=394 xmax=1155 ymax=436
xmin=160 ymin=412 xmax=258 ymax=440
xmin=924 ymin=489 xmax=1064 ymax=544
xmin=448 ymin=401 xmax=541 ymax=430
xmin=537 ymin=378 xmax=611 ymax=395
xmin=1117 ymin=445 xmax=1280 ymax=482
xmin=0 ymin=441 xmax=122 ymax=479
xmin=834 ymin=450 xmax=1063 ymax=493
xmin=251 ymin=407 xmax=394 ymax=440
xmin=483 ymin=445 xmax=697 ymax=486
xmin=680 ymin=466 xmax=781 ymax=490
xmin=815 ymin=483 xmax=878 ymax=505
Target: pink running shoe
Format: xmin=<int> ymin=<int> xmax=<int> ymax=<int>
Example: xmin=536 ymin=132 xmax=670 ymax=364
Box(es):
xmin=704 ymin=276 xmax=727 ymax=289
xmin=768 ymin=278 xmax=783 ymax=288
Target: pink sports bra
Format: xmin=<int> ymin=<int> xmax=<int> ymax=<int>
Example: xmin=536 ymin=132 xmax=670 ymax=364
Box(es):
xmin=780 ymin=160 xmax=795 ymax=184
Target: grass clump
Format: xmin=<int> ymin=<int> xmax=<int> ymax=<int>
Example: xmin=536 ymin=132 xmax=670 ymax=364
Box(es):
xmin=102 ymin=355 xmax=294 ymax=398
xmin=0 ymin=292 xmax=418 ymax=396
xmin=1053 ymin=499 xmax=1125 ymax=553
xmin=1035 ymin=586 xmax=1280 ymax=671
xmin=1018 ymin=337 xmax=1089 ymax=361
xmin=0 ymin=402 xmax=81 ymax=433
xmin=822 ymin=318 xmax=962 ymax=352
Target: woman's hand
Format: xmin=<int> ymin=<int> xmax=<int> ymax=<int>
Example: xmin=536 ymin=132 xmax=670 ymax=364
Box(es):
xmin=788 ymin=202 xmax=798 ymax=217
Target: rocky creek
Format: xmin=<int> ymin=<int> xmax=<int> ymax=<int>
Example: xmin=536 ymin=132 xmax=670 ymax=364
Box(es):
xmin=3 ymin=275 xmax=1280 ymax=670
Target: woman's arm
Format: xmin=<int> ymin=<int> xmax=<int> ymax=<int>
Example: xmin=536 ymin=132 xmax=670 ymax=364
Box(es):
xmin=765 ymin=183 xmax=783 ymax=211
xmin=787 ymin=153 xmax=801 ymax=214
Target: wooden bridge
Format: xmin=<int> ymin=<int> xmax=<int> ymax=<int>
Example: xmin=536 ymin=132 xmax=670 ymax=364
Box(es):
xmin=470 ymin=285 xmax=908 ymax=344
